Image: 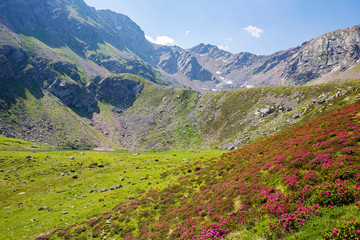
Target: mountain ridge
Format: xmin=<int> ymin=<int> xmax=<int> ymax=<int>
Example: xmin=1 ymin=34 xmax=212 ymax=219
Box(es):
xmin=1 ymin=0 xmax=359 ymax=91
xmin=0 ymin=0 xmax=360 ymax=151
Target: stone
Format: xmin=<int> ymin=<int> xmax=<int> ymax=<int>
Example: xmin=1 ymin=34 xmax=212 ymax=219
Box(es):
xmin=69 ymin=157 xmax=74 ymax=159
xmin=120 ymin=177 xmax=124 ymax=181
xmin=110 ymin=185 xmax=122 ymax=190
xmin=38 ymin=206 xmax=47 ymax=211
xmin=98 ymin=164 xmax=104 ymax=168
xmin=133 ymin=153 xmax=139 ymax=156
xmin=0 ymin=169 xmax=4 ymax=172
xmin=70 ymin=169 xmax=76 ymax=172
xmin=36 ymin=233 xmax=52 ymax=239
xmin=154 ymin=159 xmax=159 ymax=162
xmin=71 ymin=175 xmax=78 ymax=179
xmin=30 ymin=219 xmax=37 ymax=222
xmin=100 ymin=188 xmax=108 ymax=192
xmin=62 ymin=211 xmax=69 ymax=214
xmin=259 ymin=107 xmax=276 ymax=117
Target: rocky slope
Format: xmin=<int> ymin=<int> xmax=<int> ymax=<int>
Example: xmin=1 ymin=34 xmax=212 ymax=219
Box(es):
xmin=151 ymin=26 xmax=360 ymax=91
xmin=186 ymin=26 xmax=360 ymax=90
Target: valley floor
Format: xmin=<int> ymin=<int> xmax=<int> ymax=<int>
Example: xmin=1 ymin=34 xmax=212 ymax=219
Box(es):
xmin=0 ymin=146 xmax=223 ymax=239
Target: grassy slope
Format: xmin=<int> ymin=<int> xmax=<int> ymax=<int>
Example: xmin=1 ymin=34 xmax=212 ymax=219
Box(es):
xmin=0 ymin=135 xmax=52 ymax=151
xmin=0 ymin=136 xmax=223 ymax=239
xmin=0 ymin=89 xmax=113 ymax=149
xmin=197 ymin=80 xmax=360 ymax=148
xmin=124 ymin=83 xmax=202 ymax=151
xmin=47 ymin=100 xmax=360 ymax=239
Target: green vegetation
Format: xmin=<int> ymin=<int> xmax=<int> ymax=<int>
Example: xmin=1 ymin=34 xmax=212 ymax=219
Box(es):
xmin=0 ymin=139 xmax=223 ymax=239
xmin=197 ymin=80 xmax=360 ymax=148
xmin=45 ymin=100 xmax=360 ymax=239
xmin=0 ymin=135 xmax=52 ymax=151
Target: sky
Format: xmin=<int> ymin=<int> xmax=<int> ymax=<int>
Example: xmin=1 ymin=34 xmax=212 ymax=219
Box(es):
xmin=83 ymin=0 xmax=360 ymax=55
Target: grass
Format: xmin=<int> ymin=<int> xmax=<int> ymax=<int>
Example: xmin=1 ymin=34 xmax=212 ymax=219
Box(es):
xmin=287 ymin=206 xmax=360 ymax=240
xmin=0 ymin=135 xmax=52 ymax=151
xmin=45 ymin=100 xmax=360 ymax=239
xmin=0 ymin=138 xmax=223 ymax=239
xmin=197 ymin=80 xmax=360 ymax=148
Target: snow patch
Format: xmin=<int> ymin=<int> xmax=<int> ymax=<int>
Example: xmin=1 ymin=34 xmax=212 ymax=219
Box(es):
xmin=216 ymin=71 xmax=222 ymax=74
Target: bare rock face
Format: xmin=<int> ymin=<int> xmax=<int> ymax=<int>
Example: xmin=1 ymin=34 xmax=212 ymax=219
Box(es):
xmin=48 ymin=79 xmax=97 ymax=113
xmin=177 ymin=51 xmax=216 ymax=82
xmin=281 ymin=25 xmax=360 ymax=85
xmin=151 ymin=46 xmax=217 ymax=83
xmin=96 ymin=76 xmax=143 ymax=110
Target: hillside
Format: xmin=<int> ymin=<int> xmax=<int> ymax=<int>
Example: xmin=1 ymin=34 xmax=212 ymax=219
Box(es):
xmin=2 ymin=70 xmax=360 ymax=151
xmin=41 ymin=100 xmax=360 ymax=239
xmin=1 ymin=0 xmax=360 ymax=151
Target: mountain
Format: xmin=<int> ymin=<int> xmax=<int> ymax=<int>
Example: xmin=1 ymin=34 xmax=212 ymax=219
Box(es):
xmin=187 ymin=26 xmax=360 ymax=89
xmin=2 ymin=0 xmax=359 ymax=92
xmin=0 ymin=0 xmax=360 ymax=151
xmin=152 ymin=26 xmax=360 ymax=91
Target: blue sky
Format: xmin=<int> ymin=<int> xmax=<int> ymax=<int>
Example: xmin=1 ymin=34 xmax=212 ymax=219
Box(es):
xmin=83 ymin=0 xmax=360 ymax=55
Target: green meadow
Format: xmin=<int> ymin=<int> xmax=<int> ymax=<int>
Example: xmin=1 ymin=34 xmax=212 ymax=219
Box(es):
xmin=0 ymin=136 xmax=223 ymax=239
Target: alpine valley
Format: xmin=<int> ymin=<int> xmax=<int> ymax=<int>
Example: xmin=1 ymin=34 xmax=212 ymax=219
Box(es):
xmin=1 ymin=0 xmax=360 ymax=239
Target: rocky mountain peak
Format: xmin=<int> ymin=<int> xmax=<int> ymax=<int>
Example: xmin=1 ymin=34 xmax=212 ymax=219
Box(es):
xmin=281 ymin=25 xmax=360 ymax=85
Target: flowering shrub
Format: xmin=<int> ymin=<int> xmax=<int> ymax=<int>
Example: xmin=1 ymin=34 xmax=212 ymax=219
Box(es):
xmin=322 ymin=220 xmax=360 ymax=240
xmin=309 ymin=180 xmax=357 ymax=207
xmin=50 ymin=101 xmax=360 ymax=239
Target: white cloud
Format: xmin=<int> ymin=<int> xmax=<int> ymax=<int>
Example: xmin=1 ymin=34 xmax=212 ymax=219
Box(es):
xmin=225 ymin=37 xmax=233 ymax=42
xmin=145 ymin=35 xmax=175 ymax=46
xmin=218 ymin=45 xmax=229 ymax=51
xmin=185 ymin=30 xmax=191 ymax=36
xmin=242 ymin=25 xmax=263 ymax=38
